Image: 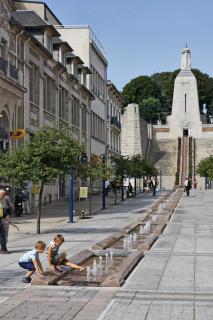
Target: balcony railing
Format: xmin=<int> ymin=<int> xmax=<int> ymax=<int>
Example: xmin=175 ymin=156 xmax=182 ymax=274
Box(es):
xmin=111 ymin=116 xmax=121 ymax=130
xmin=0 ymin=57 xmax=7 ymax=74
xmin=9 ymin=64 xmax=18 ymax=80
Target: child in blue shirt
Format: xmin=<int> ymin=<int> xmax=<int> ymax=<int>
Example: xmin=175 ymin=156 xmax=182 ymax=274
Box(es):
xmin=19 ymin=241 xmax=46 ymax=283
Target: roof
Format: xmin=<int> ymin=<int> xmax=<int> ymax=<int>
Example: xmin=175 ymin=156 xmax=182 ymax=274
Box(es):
xmin=12 ymin=11 xmax=60 ymax=36
xmin=77 ymin=65 xmax=92 ymax=74
xmin=14 ymin=1 xmax=62 ymax=25
xmin=52 ymin=37 xmax=73 ymax=52
xmin=66 ymin=52 xmax=84 ymax=65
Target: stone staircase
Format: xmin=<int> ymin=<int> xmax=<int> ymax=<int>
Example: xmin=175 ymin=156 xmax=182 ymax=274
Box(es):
xmin=181 ymin=136 xmax=188 ymax=186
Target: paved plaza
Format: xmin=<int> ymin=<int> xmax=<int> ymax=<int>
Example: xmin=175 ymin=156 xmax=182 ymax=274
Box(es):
xmin=0 ymin=189 xmax=213 ymax=319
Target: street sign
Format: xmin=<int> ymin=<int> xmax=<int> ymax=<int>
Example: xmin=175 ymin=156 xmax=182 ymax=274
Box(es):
xmin=10 ymin=128 xmax=26 ymax=140
xmin=79 ymin=187 xmax=88 ymax=199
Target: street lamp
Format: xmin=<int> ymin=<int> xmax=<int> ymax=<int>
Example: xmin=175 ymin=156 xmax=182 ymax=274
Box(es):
xmin=68 ymin=165 xmax=73 ymax=223
xmin=68 ymin=152 xmax=87 ymax=223
xmin=101 ymin=154 xmax=106 ymax=209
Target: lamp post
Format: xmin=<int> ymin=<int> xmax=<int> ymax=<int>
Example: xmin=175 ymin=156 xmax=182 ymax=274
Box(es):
xmin=102 ymin=154 xmax=106 ymax=209
xmin=68 ymin=165 xmax=73 ymax=223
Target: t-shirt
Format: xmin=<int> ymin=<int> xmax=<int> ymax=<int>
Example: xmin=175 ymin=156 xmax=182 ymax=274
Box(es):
xmin=19 ymin=249 xmax=38 ymax=263
xmin=184 ymin=180 xmax=189 ymax=187
xmin=48 ymin=241 xmax=59 ymax=257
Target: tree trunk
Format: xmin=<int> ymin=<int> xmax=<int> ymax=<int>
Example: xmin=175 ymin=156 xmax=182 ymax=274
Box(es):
xmin=37 ymin=182 xmax=44 ymax=234
xmin=135 ymin=177 xmax=137 ymax=195
xmin=121 ymin=177 xmax=124 ymax=201
xmin=114 ymin=186 xmax=117 ymax=205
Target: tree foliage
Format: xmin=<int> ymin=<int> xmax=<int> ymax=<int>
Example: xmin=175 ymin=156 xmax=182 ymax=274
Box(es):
xmin=0 ymin=128 xmax=98 ymax=233
xmin=196 ymin=155 xmax=213 ymax=180
xmin=122 ymin=69 xmax=213 ymax=123
xmin=111 ymin=154 xmax=155 ymax=179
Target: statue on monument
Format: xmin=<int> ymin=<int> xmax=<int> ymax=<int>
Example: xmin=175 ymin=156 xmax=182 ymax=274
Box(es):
xmin=202 ymin=103 xmax=207 ymax=115
xmin=181 ymin=46 xmax=191 ymax=70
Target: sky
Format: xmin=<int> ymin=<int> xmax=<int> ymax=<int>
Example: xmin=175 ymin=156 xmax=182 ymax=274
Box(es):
xmin=44 ymin=0 xmax=213 ymax=90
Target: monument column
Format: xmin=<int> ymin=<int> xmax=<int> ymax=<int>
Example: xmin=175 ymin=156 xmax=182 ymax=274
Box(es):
xmin=167 ymin=47 xmax=202 ymax=138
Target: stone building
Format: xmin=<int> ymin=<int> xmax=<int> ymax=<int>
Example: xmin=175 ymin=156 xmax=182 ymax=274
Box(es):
xmin=0 ymin=0 xmax=95 ymax=205
xmin=0 ymin=0 xmax=26 ymax=153
xmin=55 ymin=26 xmax=108 ymax=157
xmin=106 ymin=80 xmax=122 ymax=159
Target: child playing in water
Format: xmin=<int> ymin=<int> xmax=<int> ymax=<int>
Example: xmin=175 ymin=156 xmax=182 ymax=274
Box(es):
xmin=47 ymin=234 xmax=84 ymax=272
xmin=18 ymin=241 xmax=46 ymax=283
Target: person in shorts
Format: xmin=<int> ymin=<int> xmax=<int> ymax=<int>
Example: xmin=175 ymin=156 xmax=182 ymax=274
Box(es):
xmin=47 ymin=234 xmax=84 ymax=272
xmin=18 ymin=241 xmax=46 ymax=283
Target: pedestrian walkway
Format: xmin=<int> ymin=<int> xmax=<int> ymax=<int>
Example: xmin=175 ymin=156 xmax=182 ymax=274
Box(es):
xmin=1 ymin=189 xmax=212 ymax=319
xmin=0 ymin=190 xmax=163 ymax=289
xmin=97 ymin=189 xmax=213 ymax=319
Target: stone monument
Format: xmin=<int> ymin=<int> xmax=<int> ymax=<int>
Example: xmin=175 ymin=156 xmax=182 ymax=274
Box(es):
xmin=167 ymin=46 xmax=202 ymax=138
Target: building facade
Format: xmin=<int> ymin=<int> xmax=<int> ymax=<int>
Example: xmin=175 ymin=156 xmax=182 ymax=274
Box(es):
xmin=0 ymin=0 xmax=26 ymax=154
xmin=1 ymin=0 xmax=95 ymax=205
xmin=55 ymin=26 xmax=108 ymax=157
xmin=106 ymin=80 xmax=122 ymax=159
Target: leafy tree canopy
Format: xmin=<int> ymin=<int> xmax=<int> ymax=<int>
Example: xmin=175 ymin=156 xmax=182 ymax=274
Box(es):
xmin=196 ymin=155 xmax=213 ymax=180
xmin=122 ymin=69 xmax=213 ymax=123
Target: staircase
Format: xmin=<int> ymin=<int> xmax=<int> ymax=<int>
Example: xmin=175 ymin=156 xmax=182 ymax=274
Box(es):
xmin=180 ymin=136 xmax=189 ymax=186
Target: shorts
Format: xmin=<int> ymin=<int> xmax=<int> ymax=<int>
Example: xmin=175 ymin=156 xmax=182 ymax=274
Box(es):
xmin=51 ymin=252 xmax=67 ymax=266
xmin=19 ymin=261 xmax=35 ymax=271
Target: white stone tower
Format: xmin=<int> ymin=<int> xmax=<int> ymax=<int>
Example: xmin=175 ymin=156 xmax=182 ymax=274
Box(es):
xmin=167 ymin=46 xmax=202 ymax=138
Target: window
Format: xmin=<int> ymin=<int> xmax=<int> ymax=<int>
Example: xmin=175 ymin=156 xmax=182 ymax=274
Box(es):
xmin=0 ymin=38 xmax=7 ymax=59
xmin=46 ymin=33 xmax=52 ymax=53
xmin=59 ymin=86 xmax=69 ymax=120
xmin=82 ymin=104 xmax=87 ymax=132
xmin=90 ymin=65 xmax=106 ymax=100
xmin=29 ymin=63 xmax=40 ymax=105
xmin=43 ymin=74 xmax=56 ymax=113
xmin=71 ymin=96 xmax=80 ymax=127
xmin=61 ymin=50 xmax=66 ymax=66
xmin=91 ymin=112 xmax=105 ymax=142
xmin=107 ymin=100 xmax=109 ymax=119
xmin=77 ymin=69 xmax=81 ymax=83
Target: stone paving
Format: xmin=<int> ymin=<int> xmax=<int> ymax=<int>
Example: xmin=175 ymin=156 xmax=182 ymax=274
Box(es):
xmin=97 ymin=189 xmax=213 ymax=319
xmin=0 ymin=191 xmax=162 ymax=287
xmin=1 ymin=189 xmax=213 ymax=319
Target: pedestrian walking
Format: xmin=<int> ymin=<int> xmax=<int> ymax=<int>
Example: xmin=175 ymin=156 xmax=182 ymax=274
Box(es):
xmin=14 ymin=191 xmax=23 ymax=217
xmin=0 ymin=189 xmax=9 ymax=254
xmin=3 ymin=187 xmax=14 ymax=244
xmin=151 ymin=177 xmax=158 ymax=196
xmin=127 ymin=182 xmax=133 ymax=197
xmin=184 ymin=177 xmax=192 ymax=196
xmin=18 ymin=241 xmax=46 ymax=283
xmin=105 ymin=180 xmax=110 ymax=197
xmin=193 ymin=178 xmax=197 ymax=189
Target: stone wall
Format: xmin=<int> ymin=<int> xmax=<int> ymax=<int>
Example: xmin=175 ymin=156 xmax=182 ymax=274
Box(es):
xmin=149 ymin=138 xmax=178 ymax=190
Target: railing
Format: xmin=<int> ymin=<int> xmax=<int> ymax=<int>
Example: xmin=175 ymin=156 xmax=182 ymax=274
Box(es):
xmin=111 ymin=116 xmax=121 ymax=130
xmin=9 ymin=64 xmax=18 ymax=80
xmin=0 ymin=57 xmax=7 ymax=74
xmin=180 ymin=136 xmax=189 ymax=186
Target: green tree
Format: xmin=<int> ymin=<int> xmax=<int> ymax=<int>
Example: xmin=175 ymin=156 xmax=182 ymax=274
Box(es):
xmin=122 ymin=69 xmax=213 ymax=123
xmin=122 ymin=76 xmax=162 ymax=107
xmin=197 ymin=155 xmax=213 ymax=180
xmin=0 ymin=128 xmax=86 ymax=233
xmin=139 ymin=97 xmax=161 ymax=123
xmin=111 ymin=155 xmax=131 ymax=202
